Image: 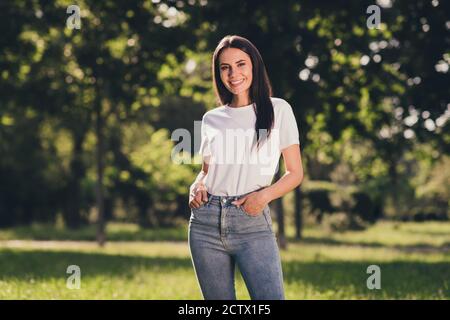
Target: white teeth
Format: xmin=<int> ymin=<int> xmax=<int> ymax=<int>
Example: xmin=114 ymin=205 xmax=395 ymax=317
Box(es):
xmin=230 ymin=79 xmax=244 ymax=85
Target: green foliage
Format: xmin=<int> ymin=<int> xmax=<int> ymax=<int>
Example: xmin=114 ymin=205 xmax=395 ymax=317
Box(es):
xmin=322 ymin=212 xmax=367 ymax=233
xmin=126 ymin=124 xmax=196 ymax=196
xmin=1 ymin=0 xmax=448 ymax=230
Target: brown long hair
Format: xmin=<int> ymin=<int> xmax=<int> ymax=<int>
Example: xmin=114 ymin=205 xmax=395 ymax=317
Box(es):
xmin=212 ymin=35 xmax=274 ymax=150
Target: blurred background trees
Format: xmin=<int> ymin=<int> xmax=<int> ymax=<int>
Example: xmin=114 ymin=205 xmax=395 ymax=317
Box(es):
xmin=0 ymin=0 xmax=448 ymax=245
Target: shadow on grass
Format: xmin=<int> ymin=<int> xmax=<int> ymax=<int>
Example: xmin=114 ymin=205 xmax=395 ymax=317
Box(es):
xmin=289 ymin=237 xmax=450 ymax=253
xmin=0 ymin=224 xmax=188 ymax=242
xmin=2 ymin=225 xmax=450 ymax=256
xmin=0 ymin=249 xmax=193 ymax=279
xmin=402 ymin=230 xmax=450 ymax=237
xmin=0 ymin=249 xmax=448 ymax=298
xmin=2 ymin=224 xmax=450 ymax=255
xmin=283 ymin=260 xmax=450 ymax=299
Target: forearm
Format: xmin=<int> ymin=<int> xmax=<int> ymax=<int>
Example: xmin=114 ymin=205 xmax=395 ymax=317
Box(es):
xmin=192 ymin=170 xmax=207 ymax=186
xmin=261 ymin=171 xmax=303 ymax=203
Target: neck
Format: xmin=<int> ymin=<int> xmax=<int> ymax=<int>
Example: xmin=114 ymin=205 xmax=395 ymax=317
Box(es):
xmin=230 ymin=92 xmax=251 ymax=108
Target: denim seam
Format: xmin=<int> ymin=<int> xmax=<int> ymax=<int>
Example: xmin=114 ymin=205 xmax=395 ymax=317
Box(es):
xmin=263 ymin=206 xmax=272 ymax=230
xmin=205 ymin=194 xmax=213 ymax=207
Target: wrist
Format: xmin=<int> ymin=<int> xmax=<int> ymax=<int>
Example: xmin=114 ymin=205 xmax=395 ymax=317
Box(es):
xmin=259 ymin=188 xmax=273 ymax=203
xmin=192 ymin=180 xmax=205 ymax=187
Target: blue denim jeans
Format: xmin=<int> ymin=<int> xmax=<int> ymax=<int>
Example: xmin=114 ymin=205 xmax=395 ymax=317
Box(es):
xmin=188 ymin=189 xmax=285 ymax=300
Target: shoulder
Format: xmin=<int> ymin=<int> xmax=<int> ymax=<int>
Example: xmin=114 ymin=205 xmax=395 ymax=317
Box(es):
xmin=270 ymin=97 xmax=294 ymax=116
xmin=202 ymin=105 xmax=227 ymax=122
xmin=270 ymin=96 xmax=293 ymax=109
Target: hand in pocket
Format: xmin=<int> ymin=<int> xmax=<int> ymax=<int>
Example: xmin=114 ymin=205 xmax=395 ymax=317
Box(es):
xmin=189 ymin=182 xmax=208 ymax=209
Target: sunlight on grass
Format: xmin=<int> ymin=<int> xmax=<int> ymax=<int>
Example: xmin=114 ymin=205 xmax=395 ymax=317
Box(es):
xmin=286 ymin=221 xmax=450 ymax=248
xmin=0 ymin=221 xmax=449 ymax=299
xmin=0 ymin=222 xmax=188 ymax=242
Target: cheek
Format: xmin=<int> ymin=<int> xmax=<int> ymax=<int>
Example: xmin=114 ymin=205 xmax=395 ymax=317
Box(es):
xmin=220 ymin=72 xmax=228 ymax=85
xmin=245 ymin=70 xmax=252 ymax=84
xmin=244 ymin=67 xmax=252 ymax=79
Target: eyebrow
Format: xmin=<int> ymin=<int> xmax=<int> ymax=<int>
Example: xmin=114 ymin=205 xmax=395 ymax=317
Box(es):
xmin=220 ymin=59 xmax=246 ymax=66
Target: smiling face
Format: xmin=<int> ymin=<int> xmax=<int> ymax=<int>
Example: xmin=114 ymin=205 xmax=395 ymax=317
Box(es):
xmin=218 ymin=48 xmax=253 ymax=100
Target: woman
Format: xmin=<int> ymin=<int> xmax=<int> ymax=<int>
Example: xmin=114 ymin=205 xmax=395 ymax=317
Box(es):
xmin=188 ymin=35 xmax=304 ymax=300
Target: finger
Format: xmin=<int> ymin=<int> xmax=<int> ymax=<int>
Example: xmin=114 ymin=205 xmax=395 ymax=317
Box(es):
xmin=232 ymin=196 xmax=247 ymax=206
xmin=231 ymin=197 xmax=240 ymax=205
xmin=191 ymin=199 xmax=201 ymax=208
xmin=189 ymin=203 xmax=197 ymax=209
xmin=201 ymin=190 xmax=208 ymax=202
xmin=195 ymin=193 xmax=203 ymax=204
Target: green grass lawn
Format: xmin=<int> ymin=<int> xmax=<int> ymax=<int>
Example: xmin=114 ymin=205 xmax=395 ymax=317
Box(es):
xmin=0 ymin=221 xmax=449 ymax=299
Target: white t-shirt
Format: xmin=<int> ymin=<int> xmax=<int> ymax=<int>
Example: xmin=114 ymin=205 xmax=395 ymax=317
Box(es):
xmin=199 ymin=97 xmax=300 ymax=196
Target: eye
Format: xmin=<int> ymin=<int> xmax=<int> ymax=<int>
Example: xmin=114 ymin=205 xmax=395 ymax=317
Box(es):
xmin=220 ymin=66 xmax=228 ymax=71
xmin=238 ymin=63 xmax=245 ymax=67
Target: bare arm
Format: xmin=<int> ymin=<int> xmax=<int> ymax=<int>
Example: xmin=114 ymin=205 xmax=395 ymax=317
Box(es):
xmin=193 ymin=160 xmax=209 ymax=184
xmin=189 ymin=158 xmax=210 ymax=208
xmin=260 ymin=144 xmax=304 ymax=203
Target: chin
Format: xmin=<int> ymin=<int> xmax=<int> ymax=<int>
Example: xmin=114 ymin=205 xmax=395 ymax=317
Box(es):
xmin=229 ymin=86 xmax=250 ymax=95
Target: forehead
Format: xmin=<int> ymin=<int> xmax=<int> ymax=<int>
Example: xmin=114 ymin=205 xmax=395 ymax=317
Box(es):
xmin=219 ymin=48 xmax=251 ymax=64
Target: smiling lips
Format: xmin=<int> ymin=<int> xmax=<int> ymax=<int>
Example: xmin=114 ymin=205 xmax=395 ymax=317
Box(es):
xmin=229 ymin=79 xmax=244 ymax=88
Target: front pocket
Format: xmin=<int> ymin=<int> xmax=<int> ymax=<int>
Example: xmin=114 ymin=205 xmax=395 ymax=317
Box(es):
xmin=239 ymin=205 xmax=264 ymax=218
xmin=192 ymin=199 xmax=209 ymax=209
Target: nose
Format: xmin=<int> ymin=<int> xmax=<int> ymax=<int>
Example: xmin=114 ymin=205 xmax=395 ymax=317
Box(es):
xmin=228 ymin=66 xmax=235 ymax=77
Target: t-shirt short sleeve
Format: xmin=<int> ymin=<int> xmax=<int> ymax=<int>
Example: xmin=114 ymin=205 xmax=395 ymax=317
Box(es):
xmin=199 ymin=114 xmax=212 ymax=158
xmin=279 ymin=100 xmax=300 ymax=151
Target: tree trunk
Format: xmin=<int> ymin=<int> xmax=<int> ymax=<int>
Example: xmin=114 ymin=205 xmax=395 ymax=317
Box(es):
xmin=274 ymin=165 xmax=287 ymax=250
xmin=388 ymin=155 xmax=399 ymax=216
xmin=64 ymin=133 xmax=85 ymax=229
xmin=294 ymin=186 xmax=303 ymax=240
xmin=137 ymin=194 xmax=153 ymax=228
xmin=95 ymin=97 xmax=106 ymax=246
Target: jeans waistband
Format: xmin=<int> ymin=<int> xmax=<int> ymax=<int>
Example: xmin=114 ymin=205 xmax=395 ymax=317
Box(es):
xmin=205 ymin=186 xmax=267 ymax=206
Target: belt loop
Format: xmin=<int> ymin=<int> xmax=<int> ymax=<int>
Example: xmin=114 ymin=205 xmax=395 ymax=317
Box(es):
xmin=206 ymin=193 xmax=212 ymax=206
